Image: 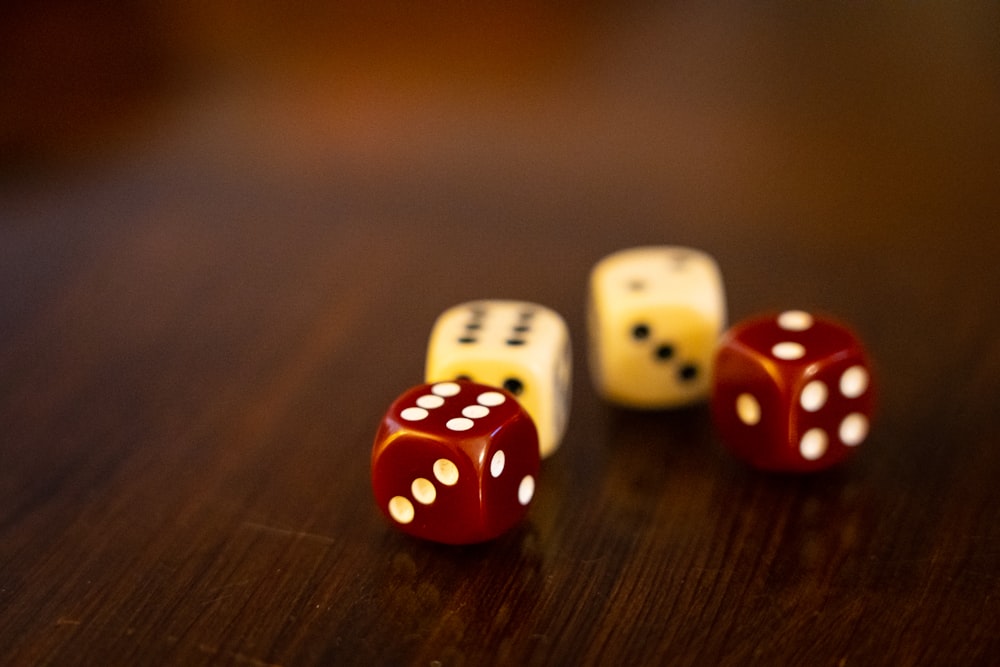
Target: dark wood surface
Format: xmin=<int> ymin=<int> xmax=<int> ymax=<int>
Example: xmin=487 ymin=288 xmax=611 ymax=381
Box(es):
xmin=2 ymin=5 xmax=999 ymax=665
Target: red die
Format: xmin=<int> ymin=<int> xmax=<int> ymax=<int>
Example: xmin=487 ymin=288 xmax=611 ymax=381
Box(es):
xmin=711 ymin=310 xmax=875 ymax=472
xmin=372 ymin=380 xmax=540 ymax=544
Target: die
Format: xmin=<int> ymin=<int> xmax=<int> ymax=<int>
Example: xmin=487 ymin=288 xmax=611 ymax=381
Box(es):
xmin=371 ymin=380 xmax=540 ymax=544
xmin=425 ymin=300 xmax=571 ymax=459
xmin=711 ymin=310 xmax=875 ymax=472
xmin=587 ymin=246 xmax=727 ymax=409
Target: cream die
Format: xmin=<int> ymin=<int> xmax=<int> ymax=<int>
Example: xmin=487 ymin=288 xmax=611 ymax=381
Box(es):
xmin=425 ymin=300 xmax=571 ymax=458
xmin=588 ymin=246 xmax=726 ymax=408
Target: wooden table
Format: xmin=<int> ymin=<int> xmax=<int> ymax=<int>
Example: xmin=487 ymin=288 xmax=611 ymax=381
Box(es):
xmin=2 ymin=5 xmax=998 ymax=665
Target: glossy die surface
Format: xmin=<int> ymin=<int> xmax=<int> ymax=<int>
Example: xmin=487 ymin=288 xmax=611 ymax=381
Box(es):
xmin=711 ymin=310 xmax=875 ymax=472
xmin=425 ymin=300 xmax=571 ymax=459
xmin=588 ymin=246 xmax=726 ymax=408
xmin=372 ymin=380 xmax=540 ymax=544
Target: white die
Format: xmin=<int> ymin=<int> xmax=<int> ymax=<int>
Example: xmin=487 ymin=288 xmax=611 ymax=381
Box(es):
xmin=588 ymin=246 xmax=726 ymax=408
xmin=425 ymin=300 xmax=572 ymax=459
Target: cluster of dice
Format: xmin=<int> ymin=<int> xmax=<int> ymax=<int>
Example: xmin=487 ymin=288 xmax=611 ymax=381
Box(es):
xmin=371 ymin=246 xmax=875 ymax=545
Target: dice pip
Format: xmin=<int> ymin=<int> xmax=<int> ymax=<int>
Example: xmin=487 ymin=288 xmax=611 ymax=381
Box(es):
xmin=711 ymin=310 xmax=875 ymax=472
xmin=371 ymin=380 xmax=540 ymax=544
xmin=588 ymin=246 xmax=727 ymax=409
xmin=425 ymin=300 xmax=571 ymax=459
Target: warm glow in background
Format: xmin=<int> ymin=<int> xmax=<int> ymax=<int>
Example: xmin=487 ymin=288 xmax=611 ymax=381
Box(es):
xmin=4 ymin=2 xmax=997 ymax=225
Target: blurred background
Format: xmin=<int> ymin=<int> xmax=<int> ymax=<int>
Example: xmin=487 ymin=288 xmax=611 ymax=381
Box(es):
xmin=4 ymin=2 xmax=998 ymax=348
xmin=3 ymin=2 xmax=997 ymax=218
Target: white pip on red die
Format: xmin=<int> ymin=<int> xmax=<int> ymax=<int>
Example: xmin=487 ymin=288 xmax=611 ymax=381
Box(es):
xmin=425 ymin=300 xmax=571 ymax=459
xmin=588 ymin=246 xmax=726 ymax=408
xmin=371 ymin=380 xmax=540 ymax=544
xmin=711 ymin=310 xmax=875 ymax=472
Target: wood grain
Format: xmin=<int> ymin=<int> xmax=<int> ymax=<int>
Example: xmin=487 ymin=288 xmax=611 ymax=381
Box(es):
xmin=2 ymin=4 xmax=998 ymax=665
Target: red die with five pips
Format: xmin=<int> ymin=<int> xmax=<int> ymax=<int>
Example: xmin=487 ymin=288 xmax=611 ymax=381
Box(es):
xmin=371 ymin=380 xmax=540 ymax=544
